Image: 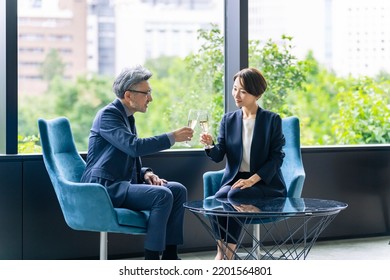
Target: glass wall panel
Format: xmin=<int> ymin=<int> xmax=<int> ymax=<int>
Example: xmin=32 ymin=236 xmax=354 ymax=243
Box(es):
xmin=17 ymin=0 xmax=224 ymax=152
xmin=249 ymin=0 xmax=390 ymax=145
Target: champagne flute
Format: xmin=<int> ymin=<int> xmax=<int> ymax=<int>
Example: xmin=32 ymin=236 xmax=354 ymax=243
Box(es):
xmin=198 ymin=110 xmax=213 ymax=149
xmin=184 ymin=109 xmax=198 ymax=147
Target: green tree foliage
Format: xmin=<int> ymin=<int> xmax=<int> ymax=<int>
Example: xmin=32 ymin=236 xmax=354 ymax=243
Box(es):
xmin=19 ymin=74 xmax=113 ymax=152
xmin=249 ymin=35 xmax=306 ymax=116
xmin=183 ymin=25 xmax=224 ymax=141
xmin=292 ymin=53 xmax=390 ymax=145
xmin=18 ymin=135 xmax=41 ymax=153
xmin=332 ymin=76 xmax=390 ymax=144
xmin=142 ymin=25 xmax=224 ymax=147
xmin=51 ymin=74 xmax=114 ymax=148
xmin=290 ymin=52 xmax=339 ymax=145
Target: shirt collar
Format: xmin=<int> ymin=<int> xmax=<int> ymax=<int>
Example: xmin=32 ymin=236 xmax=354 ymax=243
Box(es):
xmin=118 ymin=98 xmax=133 ymax=117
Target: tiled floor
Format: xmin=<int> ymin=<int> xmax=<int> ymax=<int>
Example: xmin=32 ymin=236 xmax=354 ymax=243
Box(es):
xmin=176 ymin=236 xmax=390 ymax=260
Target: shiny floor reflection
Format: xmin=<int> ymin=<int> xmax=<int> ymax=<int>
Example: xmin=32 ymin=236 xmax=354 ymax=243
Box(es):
xmin=181 ymin=236 xmax=390 ymax=260
xmin=127 ymin=236 xmax=389 ymax=260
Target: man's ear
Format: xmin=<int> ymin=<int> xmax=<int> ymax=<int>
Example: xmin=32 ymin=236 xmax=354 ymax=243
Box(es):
xmin=124 ymin=90 xmax=133 ymax=101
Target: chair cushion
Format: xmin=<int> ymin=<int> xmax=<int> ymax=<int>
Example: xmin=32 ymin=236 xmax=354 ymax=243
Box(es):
xmin=115 ymin=208 xmax=150 ymax=228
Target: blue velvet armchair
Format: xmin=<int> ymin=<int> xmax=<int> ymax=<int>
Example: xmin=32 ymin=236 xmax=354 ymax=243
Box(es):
xmin=38 ymin=117 xmax=149 ymax=260
xmin=202 ymin=116 xmax=305 ymax=253
xmin=203 ymin=116 xmax=305 ymax=200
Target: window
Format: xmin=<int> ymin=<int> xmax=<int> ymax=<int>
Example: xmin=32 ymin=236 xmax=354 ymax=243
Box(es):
xmin=17 ymin=0 xmax=224 ymax=153
xmin=9 ymin=0 xmax=388 ymax=154
xmin=248 ymin=0 xmax=390 ymax=145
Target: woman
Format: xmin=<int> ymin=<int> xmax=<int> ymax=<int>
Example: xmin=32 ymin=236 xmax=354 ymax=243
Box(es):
xmin=200 ymin=67 xmax=287 ymax=260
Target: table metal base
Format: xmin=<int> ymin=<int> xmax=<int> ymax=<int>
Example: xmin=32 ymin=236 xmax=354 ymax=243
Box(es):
xmin=191 ymin=213 xmax=340 ymax=260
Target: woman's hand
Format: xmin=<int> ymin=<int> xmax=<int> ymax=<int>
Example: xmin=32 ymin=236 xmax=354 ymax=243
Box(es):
xmin=231 ymin=174 xmax=261 ymax=189
xmin=200 ymin=133 xmax=213 ymax=147
xmin=233 ymin=204 xmax=261 ymax=213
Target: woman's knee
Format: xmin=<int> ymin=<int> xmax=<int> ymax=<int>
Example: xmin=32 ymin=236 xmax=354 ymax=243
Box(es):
xmin=226 ymin=189 xmax=238 ymax=200
xmin=215 ymin=185 xmax=231 ymax=198
xmin=227 ymin=188 xmax=251 ymax=200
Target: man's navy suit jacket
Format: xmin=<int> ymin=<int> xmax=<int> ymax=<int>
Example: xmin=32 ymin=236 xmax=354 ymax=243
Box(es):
xmin=81 ymin=98 xmax=171 ymax=206
xmin=207 ymin=106 xmax=286 ymax=194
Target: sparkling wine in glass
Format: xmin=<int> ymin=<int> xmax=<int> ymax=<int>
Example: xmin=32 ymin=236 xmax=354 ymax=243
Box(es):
xmin=198 ymin=110 xmax=213 ymax=149
xmin=184 ymin=109 xmax=198 ymax=147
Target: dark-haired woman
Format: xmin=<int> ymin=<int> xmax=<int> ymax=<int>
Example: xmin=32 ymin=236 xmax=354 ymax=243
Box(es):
xmin=200 ymin=68 xmax=287 ymax=260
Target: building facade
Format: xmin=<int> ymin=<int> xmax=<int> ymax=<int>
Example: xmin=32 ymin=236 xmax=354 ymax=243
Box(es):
xmin=18 ymin=0 xmax=87 ymax=95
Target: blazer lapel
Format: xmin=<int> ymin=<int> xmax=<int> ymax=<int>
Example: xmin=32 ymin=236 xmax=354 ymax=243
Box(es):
xmin=113 ymin=99 xmax=133 ymax=130
xmin=250 ymin=106 xmax=263 ymax=172
xmin=234 ymin=109 xmax=243 ymax=167
xmin=112 ymin=98 xmax=141 ymax=182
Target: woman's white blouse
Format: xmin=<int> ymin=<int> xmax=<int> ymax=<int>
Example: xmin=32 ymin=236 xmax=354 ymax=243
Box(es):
xmin=239 ymin=118 xmax=256 ymax=172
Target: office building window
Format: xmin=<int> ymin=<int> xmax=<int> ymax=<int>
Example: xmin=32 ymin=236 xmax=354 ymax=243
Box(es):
xmin=248 ymin=0 xmax=390 ymax=145
xmin=17 ymin=0 xmax=224 ymax=153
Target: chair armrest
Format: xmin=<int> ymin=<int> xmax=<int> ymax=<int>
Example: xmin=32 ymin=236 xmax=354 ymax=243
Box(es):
xmin=203 ymin=169 xmax=224 ymax=199
xmin=55 ymin=180 xmax=120 ymax=232
xmin=287 ymin=171 xmax=306 ymax=198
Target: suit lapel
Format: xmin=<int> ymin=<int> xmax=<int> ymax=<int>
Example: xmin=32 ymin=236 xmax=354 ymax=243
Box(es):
xmin=128 ymin=115 xmax=136 ymax=134
xmin=234 ymin=110 xmax=243 ymax=167
xmin=113 ymin=99 xmax=134 ymax=132
xmin=112 ymin=98 xmax=141 ymax=183
xmin=250 ymin=106 xmax=262 ymax=172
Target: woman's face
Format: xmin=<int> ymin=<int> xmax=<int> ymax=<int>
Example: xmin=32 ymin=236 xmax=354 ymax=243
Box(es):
xmin=231 ymin=78 xmax=258 ymax=108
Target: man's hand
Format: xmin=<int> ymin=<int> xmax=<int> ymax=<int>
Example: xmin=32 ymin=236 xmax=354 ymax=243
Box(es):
xmin=172 ymin=127 xmax=194 ymax=142
xmin=144 ymin=171 xmax=167 ymax=186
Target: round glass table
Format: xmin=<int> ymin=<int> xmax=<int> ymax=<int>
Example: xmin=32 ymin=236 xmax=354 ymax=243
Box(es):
xmin=184 ymin=197 xmax=348 ymax=260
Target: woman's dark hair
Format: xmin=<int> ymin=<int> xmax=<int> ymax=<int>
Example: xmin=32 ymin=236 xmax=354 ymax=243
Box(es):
xmin=233 ymin=68 xmax=267 ymax=97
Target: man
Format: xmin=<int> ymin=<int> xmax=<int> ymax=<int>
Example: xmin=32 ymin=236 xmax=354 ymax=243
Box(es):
xmin=81 ymin=65 xmax=194 ymax=260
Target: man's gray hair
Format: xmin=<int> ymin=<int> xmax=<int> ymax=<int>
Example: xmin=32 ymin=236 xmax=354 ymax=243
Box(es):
xmin=112 ymin=65 xmax=152 ymax=98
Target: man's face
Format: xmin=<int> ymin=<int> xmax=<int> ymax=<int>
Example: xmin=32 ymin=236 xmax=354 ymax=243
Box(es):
xmin=124 ymin=80 xmax=153 ymax=114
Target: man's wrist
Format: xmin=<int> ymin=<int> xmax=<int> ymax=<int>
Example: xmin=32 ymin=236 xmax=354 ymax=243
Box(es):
xmin=141 ymin=167 xmax=153 ymax=182
xmin=167 ymin=132 xmax=175 ymax=145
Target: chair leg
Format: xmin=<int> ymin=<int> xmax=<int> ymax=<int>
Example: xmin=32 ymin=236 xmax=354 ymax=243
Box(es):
xmin=100 ymin=232 xmax=108 ymax=260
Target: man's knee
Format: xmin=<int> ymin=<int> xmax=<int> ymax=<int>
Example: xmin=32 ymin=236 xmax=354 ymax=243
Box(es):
xmin=166 ymin=182 xmax=187 ymax=199
xmin=153 ymin=187 xmax=174 ymax=208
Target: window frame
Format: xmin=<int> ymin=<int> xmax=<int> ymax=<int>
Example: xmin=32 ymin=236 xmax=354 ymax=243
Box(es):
xmin=1 ymin=0 xmax=18 ymax=154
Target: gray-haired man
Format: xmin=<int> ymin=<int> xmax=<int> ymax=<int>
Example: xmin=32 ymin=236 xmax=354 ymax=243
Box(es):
xmin=81 ymin=65 xmax=194 ymax=260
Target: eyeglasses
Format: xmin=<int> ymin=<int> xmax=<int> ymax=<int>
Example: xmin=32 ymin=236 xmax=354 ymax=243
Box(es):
xmin=127 ymin=88 xmax=152 ymax=96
